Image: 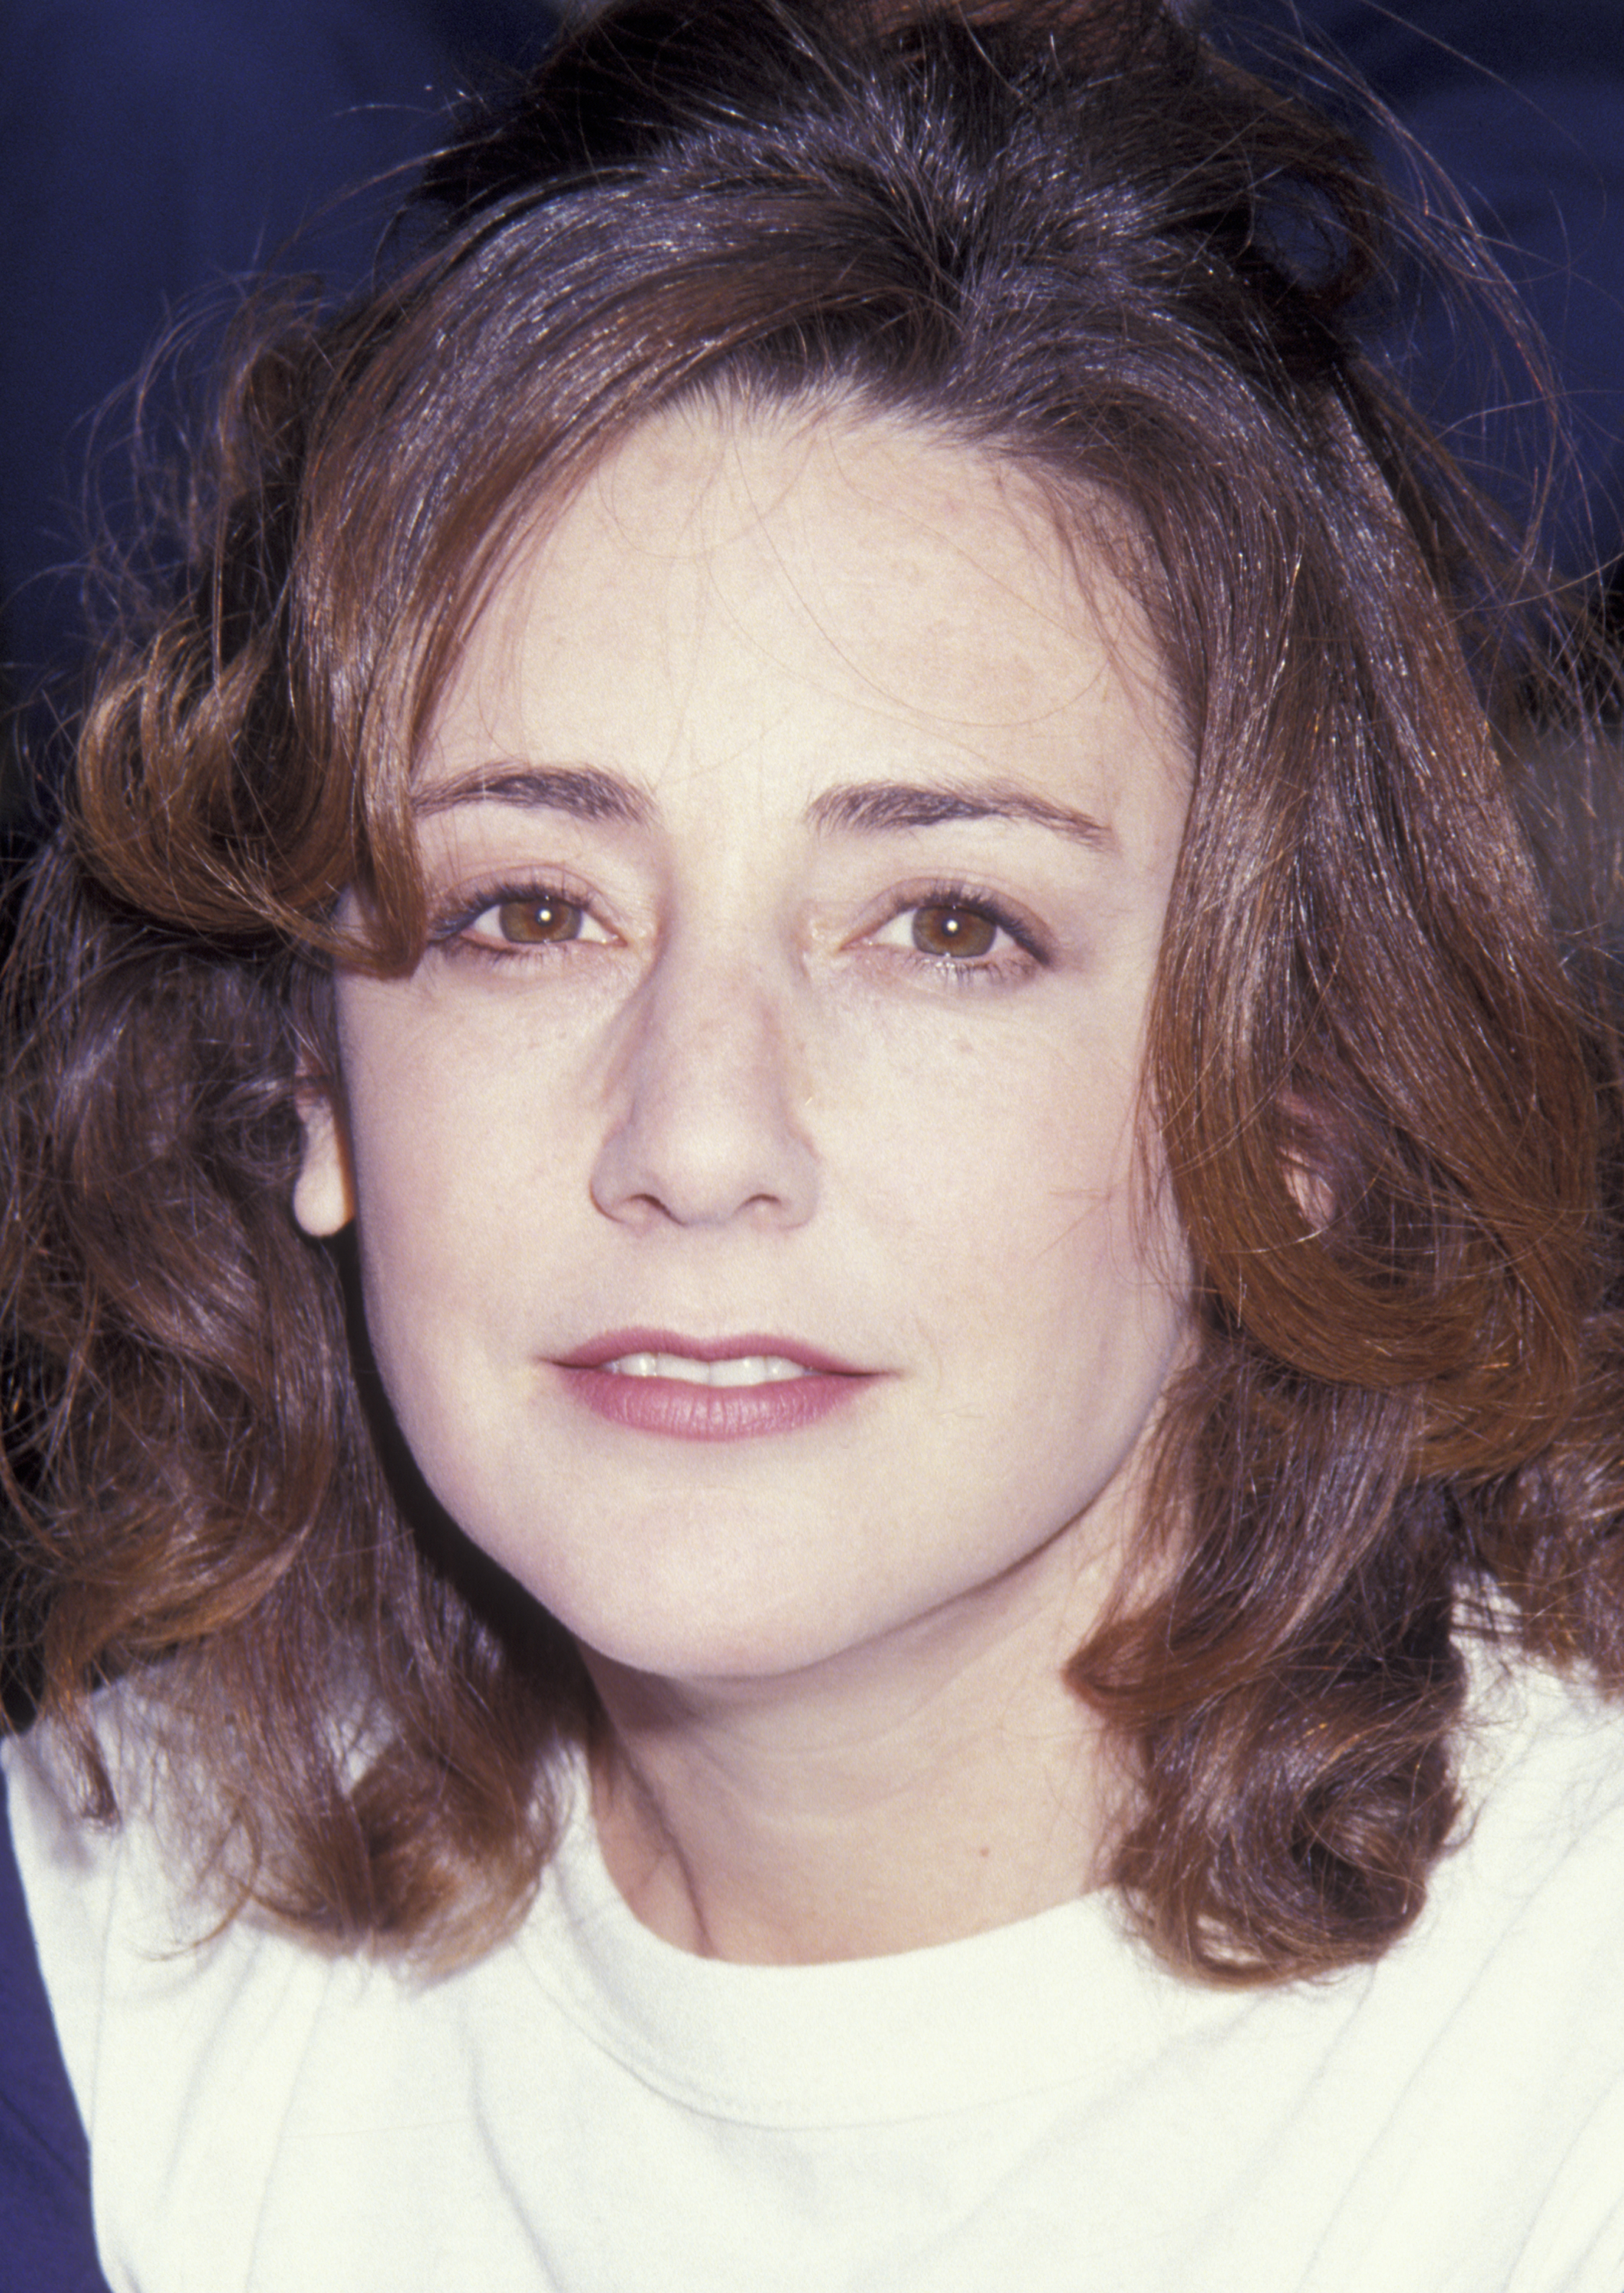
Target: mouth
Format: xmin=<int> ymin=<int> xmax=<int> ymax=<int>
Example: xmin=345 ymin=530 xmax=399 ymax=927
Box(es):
xmin=558 ymin=1329 xmax=864 ymax=1379
xmin=553 ymin=1329 xmax=871 ymax=1440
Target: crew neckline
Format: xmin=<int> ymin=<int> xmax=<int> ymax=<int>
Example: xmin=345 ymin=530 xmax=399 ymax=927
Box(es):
xmin=512 ymin=1769 xmax=1258 ymax=2129
xmin=509 ymin=1645 xmax=1565 ymax=2130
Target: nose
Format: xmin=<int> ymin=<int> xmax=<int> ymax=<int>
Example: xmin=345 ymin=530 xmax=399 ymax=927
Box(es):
xmin=589 ymin=942 xmax=818 ymax=1231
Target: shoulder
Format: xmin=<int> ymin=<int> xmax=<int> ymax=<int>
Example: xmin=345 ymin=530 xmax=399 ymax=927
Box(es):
xmin=1326 ymin=1658 xmax=1624 ymax=2287
xmin=2 ymin=1710 xmax=381 ymax=2290
xmin=0 ymin=1745 xmax=112 ymax=2293
xmin=1457 ymin=1649 xmax=1624 ymax=1872
xmin=1394 ymin=1650 xmax=1624 ymax=2020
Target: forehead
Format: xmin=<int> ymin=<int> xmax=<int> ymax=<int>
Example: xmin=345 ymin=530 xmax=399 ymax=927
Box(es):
xmin=421 ymin=404 xmax=1185 ymax=844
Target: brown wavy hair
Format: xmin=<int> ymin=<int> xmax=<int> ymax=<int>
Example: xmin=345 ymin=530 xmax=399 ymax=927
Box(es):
xmin=4 ymin=0 xmax=1622 ymax=1980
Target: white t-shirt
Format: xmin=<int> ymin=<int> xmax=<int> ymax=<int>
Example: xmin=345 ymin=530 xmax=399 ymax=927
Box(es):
xmin=8 ymin=1657 xmax=1624 ymax=2293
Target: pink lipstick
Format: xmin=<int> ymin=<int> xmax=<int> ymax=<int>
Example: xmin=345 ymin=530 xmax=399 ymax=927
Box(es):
xmin=554 ymin=1329 xmax=871 ymax=1442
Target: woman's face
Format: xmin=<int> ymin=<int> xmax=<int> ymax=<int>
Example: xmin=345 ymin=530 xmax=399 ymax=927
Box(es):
xmin=297 ymin=407 xmax=1192 ymax=1688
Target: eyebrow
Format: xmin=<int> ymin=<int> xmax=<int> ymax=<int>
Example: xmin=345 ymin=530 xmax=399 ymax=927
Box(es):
xmin=807 ymin=778 xmax=1111 ymax=847
xmin=414 ymin=764 xmax=654 ymax=826
xmin=416 ymin=761 xmax=1110 ymax=848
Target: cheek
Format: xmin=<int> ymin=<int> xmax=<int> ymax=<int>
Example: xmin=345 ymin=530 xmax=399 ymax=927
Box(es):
xmin=330 ymin=997 xmax=563 ymax=1428
xmin=838 ymin=1003 xmax=1147 ymax=1257
xmin=338 ymin=982 xmax=581 ymax=1246
xmin=832 ymin=1007 xmax=1186 ymax=1389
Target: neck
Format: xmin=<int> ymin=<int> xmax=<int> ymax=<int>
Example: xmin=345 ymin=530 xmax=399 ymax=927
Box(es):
xmin=585 ymin=1542 xmax=1126 ymax=1965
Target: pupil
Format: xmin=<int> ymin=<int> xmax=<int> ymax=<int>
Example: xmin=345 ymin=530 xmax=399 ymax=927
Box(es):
xmin=913 ymin=904 xmax=997 ymax=959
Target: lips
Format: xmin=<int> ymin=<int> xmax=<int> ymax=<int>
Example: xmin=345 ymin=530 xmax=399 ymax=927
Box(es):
xmin=553 ymin=1328 xmax=871 ymax=1441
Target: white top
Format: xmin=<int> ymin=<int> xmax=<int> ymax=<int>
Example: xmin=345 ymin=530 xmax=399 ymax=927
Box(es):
xmin=8 ymin=1658 xmax=1624 ymax=2293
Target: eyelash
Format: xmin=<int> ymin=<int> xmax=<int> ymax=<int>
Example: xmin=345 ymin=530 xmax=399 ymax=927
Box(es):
xmin=429 ymin=878 xmax=1050 ymax=981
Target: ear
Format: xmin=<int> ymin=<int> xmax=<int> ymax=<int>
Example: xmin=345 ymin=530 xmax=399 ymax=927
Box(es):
xmin=1284 ymin=1153 xmax=1332 ymax=1234
xmin=292 ymin=1081 xmax=355 ymax=1237
xmin=1279 ymin=1091 xmax=1334 ymax=1234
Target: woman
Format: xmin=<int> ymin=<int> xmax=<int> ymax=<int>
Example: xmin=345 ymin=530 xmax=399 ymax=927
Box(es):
xmin=3 ymin=2 xmax=1623 ymax=2285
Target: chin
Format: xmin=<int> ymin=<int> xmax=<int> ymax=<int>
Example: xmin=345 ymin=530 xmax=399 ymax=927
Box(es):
xmin=549 ymin=1574 xmax=903 ymax=1695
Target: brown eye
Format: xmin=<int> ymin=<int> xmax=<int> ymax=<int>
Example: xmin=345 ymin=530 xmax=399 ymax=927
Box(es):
xmin=491 ymin=897 xmax=586 ymax=944
xmin=910 ymin=903 xmax=1000 ymax=959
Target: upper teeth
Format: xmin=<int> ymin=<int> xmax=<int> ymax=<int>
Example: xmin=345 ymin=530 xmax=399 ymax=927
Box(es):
xmin=603 ymin=1353 xmax=811 ymax=1386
